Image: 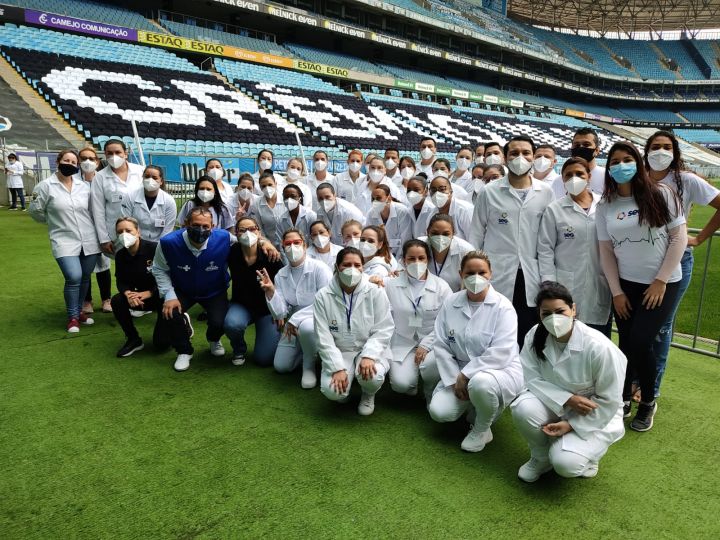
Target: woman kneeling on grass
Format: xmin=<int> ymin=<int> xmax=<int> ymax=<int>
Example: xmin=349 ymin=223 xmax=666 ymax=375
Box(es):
xmin=512 ymin=282 xmax=627 ymax=482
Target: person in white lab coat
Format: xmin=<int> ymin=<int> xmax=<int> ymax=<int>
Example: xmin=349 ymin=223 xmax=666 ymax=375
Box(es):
xmin=204 ymin=158 xmax=236 ymax=215
xmin=417 ymin=136 xmax=437 ymax=178
xmin=122 ymin=165 xmax=177 ymax=242
xmin=512 ymin=282 xmax=626 ymax=482
xmin=537 ymin=157 xmax=611 ymax=336
xmin=4 ymin=153 xmax=25 ymax=210
xmin=556 ymin=127 xmax=605 ymax=197
xmin=315 ymin=183 xmax=364 ymax=244
xmin=248 ymin=172 xmax=285 ymax=247
xmin=420 ymin=214 xmax=474 ymax=292
xmin=29 ymin=150 xmax=100 ymax=332
xmin=414 ymin=176 xmax=473 ymax=240
xmin=483 ymin=142 xmax=504 ymax=166
xmin=340 ymin=219 xmax=363 ymax=249
xmin=451 ymin=146 xmax=476 ymax=195
xmin=307 ymin=150 xmax=336 ymax=206
xmin=359 ymin=225 xmax=394 ymax=278
xmin=470 ymin=135 xmax=555 ymax=347
xmin=91 ymin=139 xmax=144 ymax=255
xmin=251 ymin=148 xmax=284 ymax=190
xmin=384 ymin=147 xmax=403 ymax=186
xmin=429 ymin=250 xmax=523 ymax=452
xmin=177 ymin=176 xmax=234 ymax=231
xmin=385 ymin=239 xmax=452 ymax=399
xmin=365 ymin=184 xmax=414 ymax=258
xmin=432 ymin=158 xmax=472 ymax=202
xmin=306 ymin=220 xmax=343 ymax=269
xmin=354 ymin=157 xmax=405 ymax=215
xmin=532 ymin=144 xmax=560 ymax=191
xmin=399 ymin=156 xmax=417 ymax=188
xmin=234 ymin=173 xmax=259 ymax=221
xmin=257 ymin=229 xmax=332 ymax=389
xmin=314 ymin=247 xmax=394 ymax=415
xmin=276 ymin=184 xmax=317 ymax=248
xmin=334 ymin=149 xmax=365 ymax=203
xmin=284 ymin=157 xmax=313 ymax=209
xmin=405 ymin=176 xmax=429 ymax=233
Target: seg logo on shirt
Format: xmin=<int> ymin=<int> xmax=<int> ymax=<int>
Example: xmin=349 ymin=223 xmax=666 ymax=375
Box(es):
xmin=205 ymin=261 xmax=219 ymax=272
xmin=448 ymin=329 xmax=456 ymax=343
xmin=616 ymin=209 xmax=638 ymax=220
xmin=498 ymin=212 xmax=509 ymax=225
xmin=329 ymin=319 xmax=339 ymax=333
xmin=563 ymin=226 xmax=575 ymax=239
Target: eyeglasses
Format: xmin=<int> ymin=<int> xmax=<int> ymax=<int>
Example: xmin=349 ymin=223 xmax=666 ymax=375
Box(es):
xmin=237 ymin=226 xmax=259 ymax=233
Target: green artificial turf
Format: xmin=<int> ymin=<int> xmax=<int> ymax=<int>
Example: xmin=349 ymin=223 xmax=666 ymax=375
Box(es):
xmin=1 ymin=210 xmax=719 ymax=539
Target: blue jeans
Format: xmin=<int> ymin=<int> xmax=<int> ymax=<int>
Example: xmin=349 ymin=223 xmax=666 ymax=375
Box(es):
xmin=55 ymin=251 xmax=99 ymax=320
xmin=653 ymin=249 xmax=694 ymax=397
xmin=223 ymin=303 xmax=280 ymax=366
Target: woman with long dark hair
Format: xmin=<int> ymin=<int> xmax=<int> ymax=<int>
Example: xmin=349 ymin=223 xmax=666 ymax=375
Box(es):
xmin=644 ymin=130 xmax=720 ymax=397
xmin=596 ymin=141 xmax=686 ymax=432
xmin=177 ymin=176 xmax=233 ymax=231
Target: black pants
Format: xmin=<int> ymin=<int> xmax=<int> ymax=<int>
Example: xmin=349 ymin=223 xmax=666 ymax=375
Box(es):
xmin=615 ymin=278 xmax=680 ymax=403
xmin=86 ymin=269 xmax=112 ymax=302
xmin=111 ymin=293 xmax=167 ymax=346
xmin=166 ymin=291 xmax=229 ymax=355
xmin=513 ymin=268 xmax=538 ymax=349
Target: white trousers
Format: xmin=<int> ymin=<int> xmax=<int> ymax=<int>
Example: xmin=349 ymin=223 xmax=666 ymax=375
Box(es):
xmin=427 ymin=372 xmax=503 ymax=432
xmin=320 ymin=351 xmax=387 ymax=401
xmin=390 ymin=350 xmax=438 ymax=398
xmin=511 ymin=394 xmax=610 ymax=478
xmin=273 ymin=318 xmax=317 ymax=373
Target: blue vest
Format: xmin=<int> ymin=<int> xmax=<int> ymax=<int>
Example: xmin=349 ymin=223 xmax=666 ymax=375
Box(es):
xmin=160 ymin=229 xmax=231 ymax=300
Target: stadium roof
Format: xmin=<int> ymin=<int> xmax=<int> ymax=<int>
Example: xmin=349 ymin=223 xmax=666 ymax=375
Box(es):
xmin=508 ymin=0 xmax=720 ymax=36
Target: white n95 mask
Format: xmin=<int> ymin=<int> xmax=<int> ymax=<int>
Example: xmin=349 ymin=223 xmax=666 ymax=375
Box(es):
xmin=238 ymin=188 xmax=252 ymax=201
xmin=348 ymin=162 xmax=362 ymax=173
xmin=207 ymin=168 xmax=224 ymax=182
xmin=107 ymin=155 xmax=125 ymax=169
xmin=259 ymin=159 xmax=272 ymax=170
xmin=339 ymin=267 xmax=362 ymax=287
xmin=359 ymin=240 xmax=378 ymax=258
xmin=542 ymin=313 xmax=573 ymax=338
xmin=533 ymin=156 xmax=552 ymax=173
xmin=647 ymin=149 xmax=673 ymax=172
xmin=197 ymin=189 xmax=214 ymax=203
xmin=322 ymin=199 xmax=336 ymax=212
xmin=314 ymin=160 xmax=327 ymax=171
xmin=284 ymin=244 xmax=304 ymax=264
xmin=285 ymin=198 xmax=299 ymax=212
xmin=507 ymin=156 xmax=532 ymax=176
xmin=312 ymin=234 xmax=330 ymax=249
xmin=406 ymin=191 xmax=423 ymax=206
xmin=564 ymin=176 xmax=588 ymax=197
xmin=143 ymin=178 xmax=160 ymax=192
xmin=80 ymin=160 xmax=97 ymax=173
xmin=429 ymin=235 xmax=451 ymax=252
xmin=456 ymin=157 xmax=471 ymax=171
xmin=117 ymin=232 xmax=137 ymax=249
xmin=385 ymin=159 xmax=397 ymax=170
xmin=420 ymin=148 xmax=434 ymax=160
xmin=406 ymin=262 xmax=427 ymax=280
xmin=262 ymin=186 xmax=276 ymax=199
xmin=463 ymin=274 xmax=488 ymax=294
xmin=431 ymin=191 xmax=449 ymax=208
xmin=401 ymin=167 xmax=415 ymax=180
xmin=484 ymin=154 xmax=502 ymax=166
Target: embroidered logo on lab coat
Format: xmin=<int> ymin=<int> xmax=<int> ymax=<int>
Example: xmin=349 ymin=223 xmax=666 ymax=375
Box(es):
xmin=329 ymin=319 xmax=339 ymax=332
xmin=498 ymin=212 xmax=509 ymax=225
xmin=448 ymin=329 xmax=456 ymax=343
xmin=205 ymin=261 xmax=219 ymax=272
xmin=563 ymin=226 xmax=575 ymax=239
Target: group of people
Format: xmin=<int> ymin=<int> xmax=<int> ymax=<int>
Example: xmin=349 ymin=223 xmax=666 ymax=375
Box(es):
xmin=25 ymin=127 xmax=720 ymax=483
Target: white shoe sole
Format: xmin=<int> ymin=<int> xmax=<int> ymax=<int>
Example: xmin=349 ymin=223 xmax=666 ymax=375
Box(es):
xmin=460 ymin=430 xmax=493 ymax=453
xmin=119 ymin=343 xmax=145 ymax=357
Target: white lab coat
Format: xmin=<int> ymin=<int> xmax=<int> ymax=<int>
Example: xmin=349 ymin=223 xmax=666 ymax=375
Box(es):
xmin=537 ymin=193 xmax=611 ymax=325
xmin=267 ymin=257 xmax=332 ymax=327
xmin=91 ymin=162 xmax=144 ymax=243
xmin=29 ymin=173 xmax=100 ymax=258
xmin=251 ymin=171 xmax=285 ymax=195
xmin=6 ymin=160 xmax=24 ymax=188
xmin=513 ymin=322 xmax=626 ymax=457
xmin=275 ymin=205 xmax=317 ymax=248
xmin=249 ymin=196 xmax=285 ymax=247
xmin=306 ymin=172 xmax=336 ymax=209
xmin=363 ymin=255 xmax=393 ymax=278
xmin=283 ymin=179 xmax=313 ymax=210
xmin=121 ymin=187 xmax=177 ymax=242
xmin=414 ymin=196 xmax=474 ymax=241
xmin=353 ymin=177 xmax=406 ymax=215
xmin=313 ymin=274 xmax=394 ymax=373
xmin=216 ymin=180 xmax=237 ymax=215
xmin=306 ymin=243 xmax=343 ymax=269
xmin=470 ymin=177 xmax=555 ymax=306
xmin=385 ymin=272 xmax=452 ymax=363
xmin=433 ymin=287 xmax=523 ymax=405
xmin=315 ymin=198 xmax=364 ymax=245
xmin=418 ymin=235 xmax=474 ymax=292
xmin=334 ymin=170 xmax=366 ymax=203
xmin=365 ymin=202 xmax=415 ymax=258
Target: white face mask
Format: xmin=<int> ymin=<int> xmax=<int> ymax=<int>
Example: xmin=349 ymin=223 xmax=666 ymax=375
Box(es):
xmin=533 ymin=156 xmax=553 ymax=173
xmin=284 ymin=244 xmax=305 ymax=264
xmin=564 ymin=176 xmax=588 ymax=197
xmin=259 ymin=159 xmax=272 ymax=171
xmin=369 ymin=169 xmax=384 ymax=183
xmin=456 ymin=157 xmax=471 ymax=171
xmin=322 ymin=198 xmax=336 ymax=213
xmin=239 ymin=231 xmax=258 ymax=247
xmin=238 ymin=187 xmax=252 ymax=201
xmin=359 ymin=240 xmax=378 ymax=258
xmin=473 ymin=178 xmax=484 ymax=193
xmin=285 ymin=198 xmax=299 ymax=212
xmin=262 ymin=186 xmax=276 ymax=199
xmin=401 ymin=166 xmax=415 ymax=180
xmin=464 ymin=274 xmax=489 ymax=294
xmin=429 ymin=234 xmax=451 ymax=252
xmin=406 ymin=261 xmax=427 ymax=280
xmin=338 ymin=267 xmax=362 ymax=287
xmin=107 ymin=154 xmax=125 ymax=169
xmin=197 ymin=189 xmax=214 ymax=203
xmin=475 ymin=156 xmax=484 ymax=165
xmin=542 ymin=313 xmax=574 ymax=338
xmin=507 ymin=155 xmax=533 ymax=176
xmin=431 ymin=191 xmax=449 ymax=208
xmin=385 ymin=158 xmax=397 ymax=170
xmin=143 ymin=178 xmax=160 ymax=191
xmin=348 ymin=162 xmax=362 ymax=173
xmin=485 ymin=154 xmax=502 ymax=166
xmin=345 ymin=237 xmax=361 ymax=249
xmin=117 ymin=231 xmax=137 ymax=249
xmin=420 ymin=147 xmax=434 ymax=160
xmin=371 ymin=200 xmax=387 ymax=213
xmin=433 ymin=170 xmax=448 ymax=180
xmin=406 ymin=190 xmax=424 ymax=206
xmin=207 ymin=168 xmax=224 ymax=182
xmin=647 ymin=149 xmax=674 ymax=172
xmin=287 ymin=168 xmax=301 ymax=181
xmin=80 ymin=160 xmax=97 ymax=173
xmin=314 ymin=160 xmax=327 ymax=172
xmin=312 ymin=234 xmax=330 ymax=249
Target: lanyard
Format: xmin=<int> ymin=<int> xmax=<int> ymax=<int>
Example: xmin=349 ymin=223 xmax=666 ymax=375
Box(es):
xmin=433 ymin=256 xmax=446 ymax=277
xmin=410 ymin=295 xmax=423 ymax=316
xmin=341 ymin=290 xmax=355 ymax=331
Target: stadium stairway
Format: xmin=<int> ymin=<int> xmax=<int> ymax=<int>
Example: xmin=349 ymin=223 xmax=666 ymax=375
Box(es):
xmin=598 ymin=40 xmax=642 ymax=78
xmin=649 ymin=42 xmax=683 ymax=80
xmin=0 ymin=54 xmax=85 ymax=147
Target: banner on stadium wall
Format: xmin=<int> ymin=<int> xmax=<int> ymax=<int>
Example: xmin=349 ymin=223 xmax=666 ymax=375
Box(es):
xmin=565 ymin=109 xmax=586 ymax=118
xmin=0 ymin=4 xmax=25 ymax=22
xmin=24 ymin=9 xmax=138 ymax=41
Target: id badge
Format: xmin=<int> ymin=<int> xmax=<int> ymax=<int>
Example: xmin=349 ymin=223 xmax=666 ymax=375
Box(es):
xmin=409 ymin=313 xmax=423 ymax=328
xmin=389 ymin=238 xmax=401 ymax=249
xmin=111 ymin=193 xmax=122 ymax=203
xmin=155 ymin=219 xmax=166 ymax=228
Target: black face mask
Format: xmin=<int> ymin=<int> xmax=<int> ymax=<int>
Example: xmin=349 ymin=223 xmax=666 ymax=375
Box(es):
xmin=570 ymin=146 xmax=596 ymax=162
xmin=58 ymin=163 xmax=79 ymax=176
xmin=187 ymin=226 xmax=211 ymax=244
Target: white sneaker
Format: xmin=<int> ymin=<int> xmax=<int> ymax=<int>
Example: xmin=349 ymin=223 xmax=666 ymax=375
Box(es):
xmin=209 ymin=341 xmax=225 ymax=357
xmin=518 ymin=458 xmax=553 ymax=483
xmin=130 ymin=310 xmax=152 ymax=318
xmin=357 ymin=392 xmax=375 ymax=415
xmin=301 ymin=369 xmax=317 ymax=389
xmin=231 ymin=354 xmax=245 ymax=366
xmin=460 ymin=426 xmax=493 ymax=452
xmin=174 ymin=353 xmax=192 ymax=372
xmin=582 ymin=461 xmax=599 ymax=478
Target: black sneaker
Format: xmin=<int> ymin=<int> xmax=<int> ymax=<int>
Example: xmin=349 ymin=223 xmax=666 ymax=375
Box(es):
xmin=197 ymin=310 xmax=208 ymax=321
xmin=117 ymin=337 xmax=144 ymax=358
xmin=630 ymin=401 xmax=657 ymax=432
xmin=623 ymin=401 xmax=632 ymax=418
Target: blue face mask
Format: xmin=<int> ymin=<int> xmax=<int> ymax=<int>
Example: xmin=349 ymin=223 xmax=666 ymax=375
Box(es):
xmin=609 ymin=162 xmax=637 ymax=184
